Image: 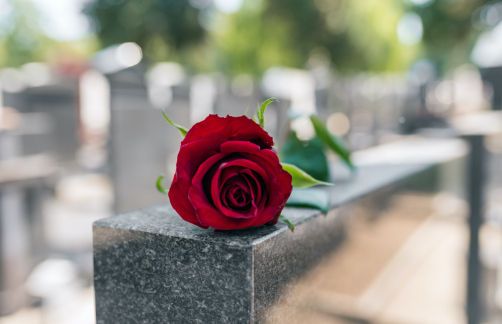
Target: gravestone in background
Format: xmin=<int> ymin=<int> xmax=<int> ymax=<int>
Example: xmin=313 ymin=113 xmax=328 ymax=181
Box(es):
xmin=107 ymin=67 xmax=190 ymax=214
xmin=0 ymin=81 xmax=75 ymax=315
xmin=214 ymin=87 xmax=291 ymax=144
xmin=481 ymin=67 xmax=502 ymax=111
xmin=2 ymin=81 xmax=79 ymax=163
xmin=213 ymin=88 xmax=261 ymax=118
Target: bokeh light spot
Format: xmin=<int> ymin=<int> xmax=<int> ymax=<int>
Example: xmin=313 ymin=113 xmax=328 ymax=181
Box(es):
xmin=116 ymin=42 xmax=143 ymax=68
xmin=397 ymin=13 xmax=423 ymax=45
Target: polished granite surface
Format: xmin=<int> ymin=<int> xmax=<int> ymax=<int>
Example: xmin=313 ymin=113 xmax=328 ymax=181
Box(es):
xmin=93 ymin=163 xmax=432 ymax=324
xmin=95 ymin=163 xmax=432 ymax=247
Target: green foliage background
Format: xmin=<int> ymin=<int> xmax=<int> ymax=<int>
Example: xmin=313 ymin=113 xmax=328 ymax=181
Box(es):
xmin=215 ymin=0 xmax=416 ymax=75
xmin=82 ymin=0 xmax=494 ymax=75
xmin=0 ymin=0 xmax=497 ymax=75
xmin=0 ymin=0 xmax=97 ymax=68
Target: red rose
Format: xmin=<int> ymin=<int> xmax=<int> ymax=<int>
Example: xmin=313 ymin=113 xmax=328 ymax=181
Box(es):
xmin=168 ymin=115 xmax=293 ymax=230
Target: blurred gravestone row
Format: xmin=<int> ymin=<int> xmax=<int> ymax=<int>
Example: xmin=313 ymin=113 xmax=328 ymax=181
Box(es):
xmin=0 ymin=55 xmax=502 ymax=322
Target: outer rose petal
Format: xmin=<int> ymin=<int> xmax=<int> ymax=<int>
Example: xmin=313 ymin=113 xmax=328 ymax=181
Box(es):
xmin=182 ymin=115 xmax=273 ymax=149
xmin=170 ymin=178 xmax=205 ymax=228
xmin=252 ymin=168 xmax=293 ymax=227
xmin=169 ymin=133 xmax=228 ymax=228
xmin=266 ymin=169 xmax=293 ymax=225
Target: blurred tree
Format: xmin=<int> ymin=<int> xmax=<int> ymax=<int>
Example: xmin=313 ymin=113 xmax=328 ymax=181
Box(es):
xmin=0 ymin=0 xmax=97 ymax=68
xmin=82 ymin=0 xmax=500 ymax=75
xmin=213 ymin=0 xmax=417 ymax=75
xmin=83 ymin=0 xmax=206 ymax=66
xmin=411 ymin=0 xmax=493 ymax=73
xmin=0 ymin=0 xmax=56 ymax=67
xmin=215 ymin=0 xmax=502 ymax=75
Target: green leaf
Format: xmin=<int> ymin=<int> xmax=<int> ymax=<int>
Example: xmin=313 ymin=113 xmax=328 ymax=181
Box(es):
xmin=310 ymin=115 xmax=355 ymax=170
xmin=280 ymin=131 xmax=329 ymax=182
xmin=163 ymin=111 xmax=188 ymax=138
xmin=256 ymin=98 xmax=278 ymax=128
xmin=156 ymin=174 xmax=168 ymax=194
xmin=285 ymin=188 xmax=330 ymax=213
xmin=280 ymin=162 xmax=334 ymax=188
xmin=279 ymin=215 xmax=294 ymax=232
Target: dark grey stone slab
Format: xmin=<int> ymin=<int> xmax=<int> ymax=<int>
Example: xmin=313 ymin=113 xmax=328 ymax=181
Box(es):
xmin=93 ymin=163 xmax=432 ymax=324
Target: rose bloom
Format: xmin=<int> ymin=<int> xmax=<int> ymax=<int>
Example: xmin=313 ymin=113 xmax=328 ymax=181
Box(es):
xmin=169 ymin=115 xmax=292 ymax=230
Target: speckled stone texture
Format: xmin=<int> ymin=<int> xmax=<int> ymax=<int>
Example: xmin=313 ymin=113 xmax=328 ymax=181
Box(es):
xmin=93 ymin=163 xmax=431 ymax=324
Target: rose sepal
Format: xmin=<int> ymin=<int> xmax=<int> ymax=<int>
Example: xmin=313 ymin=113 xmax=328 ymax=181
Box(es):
xmin=279 ymin=215 xmax=294 ymax=232
xmin=156 ymin=174 xmax=168 ymax=194
xmin=255 ymin=97 xmax=278 ymax=128
xmin=280 ymin=162 xmax=334 ymax=188
xmin=162 ymin=110 xmax=188 ymax=138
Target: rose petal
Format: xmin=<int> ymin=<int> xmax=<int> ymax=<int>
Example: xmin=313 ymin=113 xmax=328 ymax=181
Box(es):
xmin=169 ymin=177 xmax=206 ymax=228
xmin=171 ymin=119 xmax=293 ymax=231
xmin=242 ymin=171 xmax=267 ymax=216
xmin=277 ymin=169 xmax=293 ymax=203
xmin=169 ymin=133 xmax=227 ymax=228
xmin=182 ymin=115 xmax=273 ymax=149
xmin=224 ymin=185 xmax=250 ymax=208
xmin=219 ymin=143 xmax=280 ymax=197
xmin=214 ymin=175 xmax=258 ymax=219
xmin=220 ymin=141 xmax=260 ymax=154
xmin=249 ymin=181 xmax=286 ymax=227
xmin=241 ymin=149 xmax=282 ymax=175
xmin=191 ymin=152 xmax=229 ymax=187
xmin=175 ymin=133 xmax=228 ymax=180
xmin=211 ymin=158 xmax=271 ymax=200
xmin=265 ymin=170 xmax=293 ymax=225
xmin=188 ymin=186 xmax=259 ymax=230
xmin=249 ymin=170 xmax=292 ymax=227
xmin=218 ymin=166 xmax=246 ymax=188
xmin=202 ymin=156 xmax=270 ymax=220
xmin=222 ymin=176 xmax=250 ymax=195
xmin=189 ymin=156 xmax=264 ymax=220
xmin=240 ymin=169 xmax=262 ymax=205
